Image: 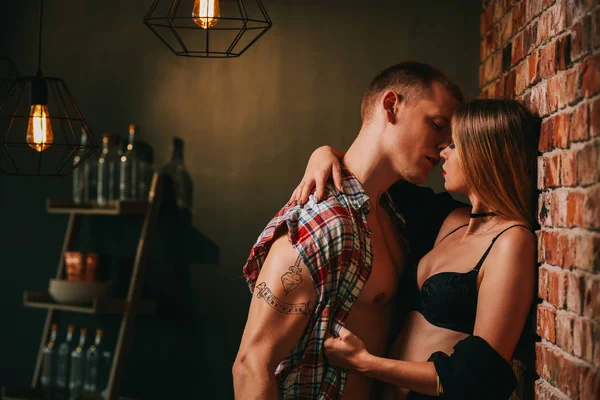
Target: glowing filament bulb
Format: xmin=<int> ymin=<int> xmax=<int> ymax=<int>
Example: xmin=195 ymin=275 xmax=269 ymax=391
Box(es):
xmin=192 ymin=0 xmax=220 ymax=29
xmin=26 ymin=104 xmax=54 ymax=152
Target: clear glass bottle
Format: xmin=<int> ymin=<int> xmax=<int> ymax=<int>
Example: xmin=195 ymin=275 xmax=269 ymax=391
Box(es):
xmin=41 ymin=323 xmax=58 ymax=393
xmin=69 ymin=328 xmax=87 ymax=400
xmin=83 ymin=329 xmax=104 ymax=396
xmin=97 ymin=134 xmax=121 ymax=206
xmin=99 ymin=351 xmax=112 ymax=400
xmin=162 ymin=137 xmax=193 ymax=213
xmin=55 ymin=324 xmax=75 ymax=399
xmin=119 ymin=124 xmax=138 ymax=201
xmin=72 ymin=130 xmax=88 ymax=204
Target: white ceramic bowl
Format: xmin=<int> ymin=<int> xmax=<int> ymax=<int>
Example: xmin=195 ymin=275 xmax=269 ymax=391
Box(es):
xmin=48 ymin=279 xmax=111 ymax=304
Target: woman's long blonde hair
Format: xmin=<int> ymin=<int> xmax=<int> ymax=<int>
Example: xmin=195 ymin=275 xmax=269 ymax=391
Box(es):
xmin=452 ymin=99 xmax=540 ymax=228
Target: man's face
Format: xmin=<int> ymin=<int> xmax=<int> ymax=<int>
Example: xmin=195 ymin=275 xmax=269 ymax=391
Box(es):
xmin=383 ymin=82 xmax=460 ymax=184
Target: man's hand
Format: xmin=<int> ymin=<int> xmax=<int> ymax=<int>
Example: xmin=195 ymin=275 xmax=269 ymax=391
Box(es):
xmin=289 ymin=146 xmax=345 ymax=205
xmin=324 ymin=327 xmax=370 ymax=373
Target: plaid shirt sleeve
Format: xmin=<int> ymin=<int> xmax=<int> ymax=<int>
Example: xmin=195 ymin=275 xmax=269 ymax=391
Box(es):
xmin=242 ymin=192 xmax=369 ymax=400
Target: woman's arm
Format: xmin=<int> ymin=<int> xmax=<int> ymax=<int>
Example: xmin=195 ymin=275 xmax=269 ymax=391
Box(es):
xmin=288 ymin=146 xmax=345 ymax=205
xmin=324 ymin=327 xmax=439 ymax=396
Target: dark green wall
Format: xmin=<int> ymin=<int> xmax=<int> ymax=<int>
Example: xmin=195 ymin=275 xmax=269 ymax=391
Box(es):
xmin=0 ymin=1 xmax=479 ymax=398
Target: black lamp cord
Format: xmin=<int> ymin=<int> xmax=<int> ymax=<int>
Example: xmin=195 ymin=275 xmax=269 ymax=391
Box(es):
xmin=37 ymin=0 xmax=43 ymax=77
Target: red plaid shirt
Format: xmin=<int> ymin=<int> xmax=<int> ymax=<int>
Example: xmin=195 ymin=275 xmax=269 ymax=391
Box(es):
xmin=243 ymin=168 xmax=405 ymax=399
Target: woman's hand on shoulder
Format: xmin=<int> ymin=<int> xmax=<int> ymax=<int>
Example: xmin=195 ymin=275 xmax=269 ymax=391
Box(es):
xmin=288 ymin=146 xmax=345 ymax=206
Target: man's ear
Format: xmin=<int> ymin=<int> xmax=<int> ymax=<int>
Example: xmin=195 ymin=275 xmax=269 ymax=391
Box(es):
xmin=382 ymin=91 xmax=402 ymax=123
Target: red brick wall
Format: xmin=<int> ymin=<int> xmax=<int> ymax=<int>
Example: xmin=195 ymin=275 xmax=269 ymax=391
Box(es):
xmin=479 ymin=0 xmax=599 ymax=399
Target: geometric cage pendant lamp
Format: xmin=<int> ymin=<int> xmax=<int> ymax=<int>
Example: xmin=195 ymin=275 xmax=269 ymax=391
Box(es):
xmin=0 ymin=0 xmax=98 ymax=176
xmin=144 ymin=0 xmax=272 ymax=58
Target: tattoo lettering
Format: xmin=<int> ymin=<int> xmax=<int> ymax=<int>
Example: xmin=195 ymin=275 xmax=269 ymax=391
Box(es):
xmin=256 ymin=282 xmax=314 ymax=317
xmin=281 ymin=256 xmax=303 ymax=295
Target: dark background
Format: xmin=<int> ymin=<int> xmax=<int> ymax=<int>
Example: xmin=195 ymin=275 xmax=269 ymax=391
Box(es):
xmin=0 ymin=1 xmax=480 ymax=398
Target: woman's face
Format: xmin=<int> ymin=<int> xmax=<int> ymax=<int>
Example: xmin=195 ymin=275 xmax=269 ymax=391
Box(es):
xmin=440 ymin=138 xmax=468 ymax=194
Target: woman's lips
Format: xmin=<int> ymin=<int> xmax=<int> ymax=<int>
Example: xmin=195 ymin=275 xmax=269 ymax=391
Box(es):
xmin=442 ymin=171 xmax=446 ymax=177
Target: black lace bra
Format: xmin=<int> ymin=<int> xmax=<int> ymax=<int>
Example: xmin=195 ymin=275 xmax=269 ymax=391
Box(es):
xmin=408 ymin=224 xmax=530 ymax=335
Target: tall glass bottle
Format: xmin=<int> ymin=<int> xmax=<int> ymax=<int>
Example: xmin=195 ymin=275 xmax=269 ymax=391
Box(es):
xmin=119 ymin=124 xmax=138 ymax=201
xmin=72 ymin=130 xmax=88 ymax=204
xmin=162 ymin=137 xmax=193 ymax=214
xmin=69 ymin=328 xmax=87 ymax=400
xmin=97 ymin=134 xmax=121 ymax=206
xmin=55 ymin=324 xmax=75 ymax=399
xmin=41 ymin=323 xmax=58 ymax=394
xmin=83 ymin=329 xmax=104 ymax=396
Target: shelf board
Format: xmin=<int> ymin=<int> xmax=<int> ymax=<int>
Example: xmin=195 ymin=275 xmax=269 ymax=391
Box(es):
xmin=46 ymin=199 xmax=149 ymax=215
xmin=23 ymin=291 xmax=155 ymax=315
xmin=1 ymin=386 xmax=137 ymax=400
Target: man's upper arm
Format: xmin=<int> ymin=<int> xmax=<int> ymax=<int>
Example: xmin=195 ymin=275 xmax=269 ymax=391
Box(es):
xmin=238 ymin=233 xmax=318 ymax=371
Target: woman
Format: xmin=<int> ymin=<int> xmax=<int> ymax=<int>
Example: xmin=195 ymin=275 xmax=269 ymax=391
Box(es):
xmin=288 ymin=98 xmax=540 ymax=399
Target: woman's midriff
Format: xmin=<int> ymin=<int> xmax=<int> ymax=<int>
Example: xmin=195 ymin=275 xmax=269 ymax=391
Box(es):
xmin=382 ymin=311 xmax=469 ymax=400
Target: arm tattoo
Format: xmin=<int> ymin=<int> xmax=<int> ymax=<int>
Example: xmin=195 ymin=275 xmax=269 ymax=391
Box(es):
xmin=281 ymin=256 xmax=303 ymax=295
xmin=256 ymin=282 xmax=314 ymax=317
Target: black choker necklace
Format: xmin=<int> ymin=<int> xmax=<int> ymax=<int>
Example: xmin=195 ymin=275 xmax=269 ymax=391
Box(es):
xmin=470 ymin=211 xmax=498 ymax=218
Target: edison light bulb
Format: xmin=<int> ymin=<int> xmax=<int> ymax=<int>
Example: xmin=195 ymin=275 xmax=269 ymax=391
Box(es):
xmin=26 ymin=104 xmax=54 ymax=152
xmin=192 ymin=0 xmax=220 ymax=29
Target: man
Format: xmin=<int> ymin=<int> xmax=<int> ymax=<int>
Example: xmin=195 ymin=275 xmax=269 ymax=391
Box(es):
xmin=233 ymin=62 xmax=464 ymax=399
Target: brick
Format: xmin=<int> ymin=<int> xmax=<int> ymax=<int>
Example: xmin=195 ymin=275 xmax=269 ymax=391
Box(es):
xmin=575 ymin=141 xmax=598 ymax=185
xmin=560 ymin=149 xmax=577 ymax=186
xmin=573 ymin=231 xmax=599 ymax=272
xmin=505 ymin=69 xmax=517 ymax=97
xmin=517 ymin=60 xmax=531 ymax=95
xmin=538 ymin=191 xmax=552 ymax=226
xmin=512 ymin=1 xmax=527 ymax=33
xmin=582 ymin=54 xmax=600 ymax=98
xmin=566 ymin=191 xmax=584 ymax=226
xmin=594 ymin=7 xmax=600 ymax=49
xmin=495 ymin=75 xmax=506 ymax=97
xmin=546 ymin=267 xmax=566 ymax=306
xmin=551 ymin=189 xmax=569 ymax=227
xmin=537 ymin=303 xmax=557 ymax=343
xmin=502 ymin=43 xmax=512 ymax=72
xmin=556 ymin=311 xmax=574 ymax=353
xmin=562 ymin=232 xmax=577 ymax=269
xmin=565 ymin=0 xmax=591 ymax=27
xmin=512 ymin=31 xmax=525 ymax=64
xmin=481 ymin=30 xmax=496 ymax=62
xmin=594 ymin=323 xmax=600 ymax=367
xmin=547 ymin=75 xmax=563 ymax=114
xmin=583 ymin=278 xmax=600 ymax=318
xmin=540 ymin=41 xmax=557 ymax=78
xmin=591 ymin=98 xmax=600 ymax=137
xmin=536 ymin=342 xmax=561 ymax=385
xmin=481 ymin=5 xmax=493 ymax=35
xmin=566 ymin=272 xmax=583 ymax=312
xmin=496 ymin=14 xmax=514 ymax=46
xmin=483 ymin=51 xmax=503 ymax=85
xmin=538 ymin=154 xmax=560 ymax=189
xmin=572 ymin=15 xmax=592 ymax=61
xmin=525 ymin=21 xmax=539 ymax=53
xmin=571 ymin=103 xmax=590 ymax=142
xmin=531 ymin=80 xmax=549 ymax=116
xmin=479 ymin=63 xmax=485 ymax=88
xmin=556 ymin=34 xmax=572 ymax=70
xmin=540 ymin=118 xmax=554 ymax=152
xmin=558 ymin=354 xmax=581 ymax=398
xmin=573 ymin=317 xmax=593 ymax=361
xmin=528 ymin=0 xmax=545 ymax=21
xmin=553 ymin=112 xmax=571 ymax=148
xmin=565 ymin=66 xmax=582 ymax=106
xmin=583 ymin=185 xmax=600 ymax=229
xmin=539 ymin=264 xmax=550 ymax=296
xmin=482 ymin=2 xmax=494 ymax=34
xmin=580 ymin=365 xmax=600 ymax=400
xmin=494 ymin=0 xmax=505 ymax=23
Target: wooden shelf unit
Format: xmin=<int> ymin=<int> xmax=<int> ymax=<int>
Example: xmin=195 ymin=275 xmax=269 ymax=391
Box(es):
xmin=23 ymin=291 xmax=156 ymax=315
xmin=25 ymin=173 xmax=163 ymax=400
